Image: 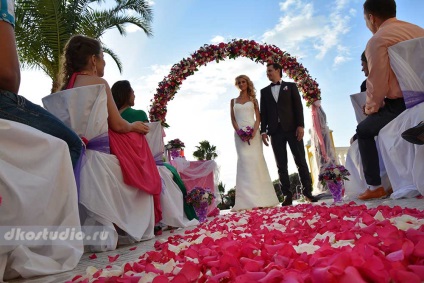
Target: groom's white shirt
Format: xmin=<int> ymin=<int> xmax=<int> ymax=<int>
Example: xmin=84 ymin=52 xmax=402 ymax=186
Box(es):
xmin=270 ymin=81 xmax=282 ymax=102
xmin=270 ymin=80 xmax=282 ymax=123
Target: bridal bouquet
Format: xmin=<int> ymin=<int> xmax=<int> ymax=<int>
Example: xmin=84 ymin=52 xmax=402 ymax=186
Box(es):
xmin=318 ymin=164 xmax=350 ymax=186
xmin=237 ymin=126 xmax=254 ymax=145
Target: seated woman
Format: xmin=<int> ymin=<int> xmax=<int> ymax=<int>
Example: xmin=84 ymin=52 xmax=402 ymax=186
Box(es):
xmin=111 ymin=80 xmax=198 ymax=227
xmin=111 ymin=80 xmax=149 ymax=123
xmin=58 ymin=35 xmax=162 ymax=224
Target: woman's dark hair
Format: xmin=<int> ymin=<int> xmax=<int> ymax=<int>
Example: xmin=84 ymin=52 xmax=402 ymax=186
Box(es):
xmin=361 ymin=51 xmax=367 ymax=63
xmin=363 ymin=0 xmax=396 ymax=20
xmin=267 ymin=62 xmax=283 ymax=77
xmin=58 ymin=35 xmax=102 ymax=91
xmin=111 ymin=80 xmax=132 ymax=110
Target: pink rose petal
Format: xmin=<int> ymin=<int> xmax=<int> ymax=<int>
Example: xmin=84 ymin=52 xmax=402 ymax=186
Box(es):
xmin=108 ymin=254 xmax=119 ymax=263
xmin=178 ymin=261 xmax=201 ymax=281
xmin=413 ymin=240 xmax=424 ymax=257
xmin=408 ymin=265 xmax=424 ymax=280
xmin=234 ymin=271 xmax=266 ymax=282
xmin=170 ymin=273 xmax=189 ymax=283
xmin=339 ymin=266 xmax=366 ymax=283
xmin=257 ymin=269 xmax=284 ymax=282
xmin=387 ymin=249 xmax=404 ymax=262
xmin=152 ymin=275 xmax=171 ymax=283
xmin=390 ymin=269 xmax=421 ymax=283
xmin=88 ymin=253 xmax=97 ymax=260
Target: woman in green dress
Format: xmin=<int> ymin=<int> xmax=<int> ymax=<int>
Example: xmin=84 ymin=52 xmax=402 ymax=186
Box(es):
xmin=111 ymin=80 xmax=197 ymax=221
xmin=111 ymin=80 xmax=149 ymax=123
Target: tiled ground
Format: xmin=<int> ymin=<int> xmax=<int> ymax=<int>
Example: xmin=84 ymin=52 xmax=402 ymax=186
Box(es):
xmin=9 ymin=196 xmax=424 ymax=283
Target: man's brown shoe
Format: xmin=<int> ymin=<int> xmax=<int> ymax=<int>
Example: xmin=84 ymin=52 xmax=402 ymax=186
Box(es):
xmin=358 ymin=189 xmax=371 ymax=198
xmin=358 ymin=187 xmax=387 ymax=201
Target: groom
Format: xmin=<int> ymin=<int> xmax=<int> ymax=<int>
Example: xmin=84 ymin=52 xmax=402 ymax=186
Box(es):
xmin=260 ymin=63 xmax=318 ymax=206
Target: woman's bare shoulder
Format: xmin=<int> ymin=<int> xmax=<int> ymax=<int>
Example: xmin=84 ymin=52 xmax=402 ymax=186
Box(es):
xmin=74 ymin=75 xmax=110 ymax=88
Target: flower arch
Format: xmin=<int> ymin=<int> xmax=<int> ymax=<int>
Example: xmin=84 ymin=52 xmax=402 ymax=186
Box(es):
xmin=149 ymin=39 xmax=321 ymax=126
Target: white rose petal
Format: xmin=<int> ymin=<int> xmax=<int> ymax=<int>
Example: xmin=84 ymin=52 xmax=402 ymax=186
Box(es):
xmin=293 ymin=243 xmax=320 ymax=255
xmin=86 ymin=266 xmax=98 ymax=276
xmin=374 ymin=211 xmax=385 ymax=221
xmin=331 ymin=239 xmax=355 ymax=248
xmin=138 ymin=272 xmax=158 ymax=283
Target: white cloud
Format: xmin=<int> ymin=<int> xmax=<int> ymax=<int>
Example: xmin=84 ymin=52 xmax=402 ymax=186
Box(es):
xmin=333 ymin=55 xmax=348 ymax=65
xmin=263 ymin=0 xmax=353 ymax=63
xmin=125 ymin=24 xmax=142 ymax=33
xmin=210 ymin=36 xmax=225 ymax=44
xmin=279 ymin=0 xmax=301 ymax=11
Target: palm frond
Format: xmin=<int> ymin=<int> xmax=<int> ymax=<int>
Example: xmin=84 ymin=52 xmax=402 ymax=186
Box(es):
xmin=15 ymin=0 xmax=153 ymax=87
xmin=102 ymin=45 xmax=123 ymax=73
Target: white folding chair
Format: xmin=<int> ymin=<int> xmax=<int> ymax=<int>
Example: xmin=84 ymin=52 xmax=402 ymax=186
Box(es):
xmin=145 ymin=122 xmax=199 ymax=228
xmin=0 ymin=119 xmax=82 ymax=280
xmin=378 ymin=37 xmax=424 ymax=198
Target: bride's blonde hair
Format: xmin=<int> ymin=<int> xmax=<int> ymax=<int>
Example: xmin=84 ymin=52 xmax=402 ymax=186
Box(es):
xmin=235 ymin=75 xmax=256 ymax=101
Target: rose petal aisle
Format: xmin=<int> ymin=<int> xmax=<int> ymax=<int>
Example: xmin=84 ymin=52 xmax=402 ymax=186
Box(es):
xmin=69 ymin=202 xmax=424 ymax=283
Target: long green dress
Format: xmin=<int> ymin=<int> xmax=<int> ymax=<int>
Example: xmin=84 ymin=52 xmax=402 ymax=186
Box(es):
xmin=120 ymin=108 xmax=197 ymax=220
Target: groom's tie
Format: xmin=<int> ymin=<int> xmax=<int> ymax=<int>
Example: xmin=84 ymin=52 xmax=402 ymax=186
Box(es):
xmin=270 ymin=82 xmax=281 ymax=87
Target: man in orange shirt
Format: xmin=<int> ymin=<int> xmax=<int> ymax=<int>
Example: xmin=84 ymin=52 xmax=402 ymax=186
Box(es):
xmin=357 ymin=0 xmax=424 ymax=200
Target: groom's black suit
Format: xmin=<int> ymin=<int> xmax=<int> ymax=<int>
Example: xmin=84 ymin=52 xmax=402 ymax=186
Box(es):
xmin=260 ymin=81 xmax=313 ymax=197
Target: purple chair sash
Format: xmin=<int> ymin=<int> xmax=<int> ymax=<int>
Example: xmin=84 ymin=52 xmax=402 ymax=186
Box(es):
xmin=154 ymin=153 xmax=164 ymax=166
xmin=74 ymin=132 xmax=110 ymax=199
xmin=404 ymin=90 xmax=424 ymax=109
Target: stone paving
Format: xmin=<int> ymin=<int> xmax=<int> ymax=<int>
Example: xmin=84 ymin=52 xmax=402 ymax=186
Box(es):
xmin=10 ymin=196 xmax=424 ymax=283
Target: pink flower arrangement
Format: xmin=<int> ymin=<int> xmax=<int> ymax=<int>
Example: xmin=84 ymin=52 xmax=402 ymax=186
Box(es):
xmin=165 ymin=138 xmax=185 ymax=150
xmin=185 ymin=187 xmax=215 ymax=209
xmin=69 ymin=203 xmax=424 ymax=283
xmin=237 ymin=126 xmax=254 ymax=145
xmin=149 ymin=39 xmax=321 ymax=126
xmin=318 ymin=164 xmax=350 ymax=186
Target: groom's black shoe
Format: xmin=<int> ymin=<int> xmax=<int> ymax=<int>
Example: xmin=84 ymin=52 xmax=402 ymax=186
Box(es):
xmin=281 ymin=194 xmax=293 ymax=206
xmin=401 ymin=121 xmax=424 ymax=145
xmin=303 ymin=193 xmax=318 ymax=203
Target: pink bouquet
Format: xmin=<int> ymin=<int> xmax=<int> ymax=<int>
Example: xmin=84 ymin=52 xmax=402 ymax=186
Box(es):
xmin=237 ymin=126 xmax=254 ymax=145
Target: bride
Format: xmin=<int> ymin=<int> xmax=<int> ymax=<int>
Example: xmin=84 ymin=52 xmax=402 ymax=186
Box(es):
xmin=230 ymin=75 xmax=280 ymax=211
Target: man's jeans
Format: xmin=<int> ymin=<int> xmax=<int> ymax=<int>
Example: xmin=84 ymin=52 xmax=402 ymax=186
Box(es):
xmin=0 ymin=90 xmax=82 ymax=167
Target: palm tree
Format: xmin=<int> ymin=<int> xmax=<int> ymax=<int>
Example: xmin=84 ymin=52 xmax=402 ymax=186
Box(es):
xmin=217 ymin=181 xmax=225 ymax=202
xmin=193 ymin=140 xmax=218 ymax=161
xmin=15 ymin=0 xmax=153 ymax=92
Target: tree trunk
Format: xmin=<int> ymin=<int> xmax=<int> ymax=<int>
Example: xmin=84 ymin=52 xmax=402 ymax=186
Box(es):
xmin=51 ymin=79 xmax=60 ymax=94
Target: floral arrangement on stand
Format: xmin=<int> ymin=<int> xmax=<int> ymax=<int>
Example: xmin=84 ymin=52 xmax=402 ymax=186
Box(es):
xmin=165 ymin=138 xmax=185 ymax=159
xmin=318 ymin=164 xmax=350 ymax=202
xmin=318 ymin=164 xmax=350 ymax=185
xmin=236 ymin=126 xmax=254 ymax=145
xmin=185 ymin=187 xmax=215 ymax=222
xmin=149 ymin=39 xmax=321 ymax=126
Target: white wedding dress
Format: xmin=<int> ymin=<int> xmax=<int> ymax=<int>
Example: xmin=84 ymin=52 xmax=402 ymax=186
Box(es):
xmin=232 ymin=100 xmax=280 ymax=211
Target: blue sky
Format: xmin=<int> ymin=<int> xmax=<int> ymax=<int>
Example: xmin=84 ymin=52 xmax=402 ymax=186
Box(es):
xmin=20 ymin=0 xmax=424 ymax=190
